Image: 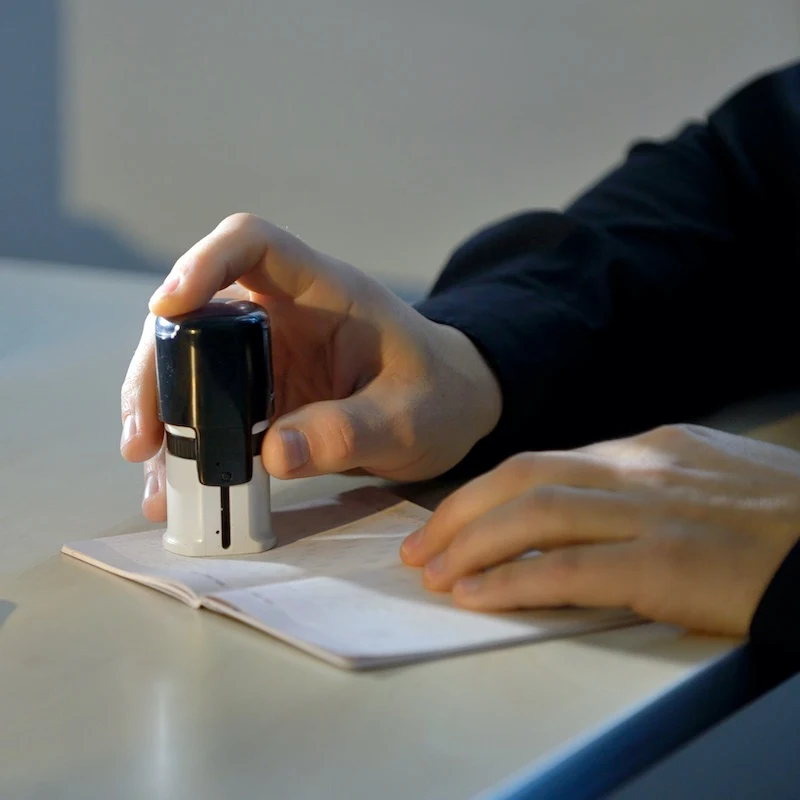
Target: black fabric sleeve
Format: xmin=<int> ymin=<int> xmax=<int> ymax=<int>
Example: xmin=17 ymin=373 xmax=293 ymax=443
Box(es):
xmin=415 ymin=62 xmax=800 ymax=477
xmin=749 ymin=540 xmax=800 ymax=673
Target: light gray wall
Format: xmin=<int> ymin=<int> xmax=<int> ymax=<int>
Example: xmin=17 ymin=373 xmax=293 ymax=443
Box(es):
xmin=3 ymin=1 xmax=799 ymax=293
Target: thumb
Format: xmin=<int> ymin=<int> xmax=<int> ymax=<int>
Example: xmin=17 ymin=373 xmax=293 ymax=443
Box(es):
xmin=262 ymin=388 xmax=404 ymax=479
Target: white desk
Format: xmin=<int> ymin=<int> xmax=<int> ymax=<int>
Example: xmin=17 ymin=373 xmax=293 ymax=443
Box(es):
xmin=2 ymin=258 xmax=791 ymax=800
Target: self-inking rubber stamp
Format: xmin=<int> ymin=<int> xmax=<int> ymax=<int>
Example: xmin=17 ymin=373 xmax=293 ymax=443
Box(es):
xmin=155 ymin=299 xmax=276 ymax=556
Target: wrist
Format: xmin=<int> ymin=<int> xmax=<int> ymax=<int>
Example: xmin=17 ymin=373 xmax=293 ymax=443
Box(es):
xmin=433 ymin=322 xmax=503 ymax=441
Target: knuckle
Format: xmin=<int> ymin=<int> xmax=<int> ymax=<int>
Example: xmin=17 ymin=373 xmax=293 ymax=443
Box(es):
xmin=219 ymin=211 xmax=259 ymax=234
xmin=678 ymin=423 xmax=708 ymax=438
xmin=500 ymin=452 xmax=539 ymax=482
xmin=169 ymin=253 xmax=190 ymax=279
xmin=320 ymin=407 xmax=359 ymax=463
xmin=144 ymin=448 xmax=165 ymax=475
xmin=120 ymin=377 xmax=135 ymax=411
xmin=449 ymin=525 xmax=481 ymax=561
xmin=337 ymin=262 xmax=371 ymax=302
xmin=431 ymin=487 xmax=468 ymax=530
xmin=635 ymin=465 xmax=676 ymax=488
xmin=644 ymin=424 xmax=682 ymax=443
xmin=522 ymin=485 xmax=562 ymax=519
xmin=644 ymin=423 xmax=700 ymax=446
xmin=544 ymin=547 xmax=582 ymax=584
xmin=484 ymin=561 xmax=519 ymax=593
xmin=626 ymin=540 xmax=671 ymax=619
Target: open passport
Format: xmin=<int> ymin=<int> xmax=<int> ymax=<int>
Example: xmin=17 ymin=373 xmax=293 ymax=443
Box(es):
xmin=62 ymin=487 xmax=641 ymax=670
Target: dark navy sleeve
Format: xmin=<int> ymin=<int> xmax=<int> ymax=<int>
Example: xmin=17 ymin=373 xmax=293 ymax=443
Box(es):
xmin=415 ymin=62 xmax=800 ymax=476
xmin=750 ymin=539 xmax=800 ymax=674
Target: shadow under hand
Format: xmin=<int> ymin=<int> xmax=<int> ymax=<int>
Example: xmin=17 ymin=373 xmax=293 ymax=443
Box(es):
xmin=271 ymin=486 xmax=407 ymax=547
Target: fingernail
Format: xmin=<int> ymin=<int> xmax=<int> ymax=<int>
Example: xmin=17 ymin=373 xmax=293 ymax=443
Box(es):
xmin=144 ymin=473 xmax=159 ymax=503
xmin=280 ymin=429 xmax=310 ymax=472
xmin=401 ymin=528 xmax=424 ymax=555
xmin=121 ymin=414 xmax=137 ymax=449
xmin=425 ymin=554 xmax=446 ymax=577
xmin=456 ymin=576 xmax=483 ymax=595
xmin=149 ymin=272 xmax=181 ymax=304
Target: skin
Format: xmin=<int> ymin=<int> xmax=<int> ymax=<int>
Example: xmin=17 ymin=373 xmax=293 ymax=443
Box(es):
xmin=120 ymin=213 xmax=502 ymax=520
xmin=122 ymin=214 xmax=800 ymax=637
xmin=402 ymin=424 xmax=800 ymax=635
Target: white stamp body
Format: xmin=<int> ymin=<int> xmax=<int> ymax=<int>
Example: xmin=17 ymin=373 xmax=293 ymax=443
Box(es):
xmin=155 ymin=300 xmax=275 ymax=557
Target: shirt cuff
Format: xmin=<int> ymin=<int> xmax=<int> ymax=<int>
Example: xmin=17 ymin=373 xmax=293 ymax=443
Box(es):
xmin=414 ymin=281 xmax=601 ymax=476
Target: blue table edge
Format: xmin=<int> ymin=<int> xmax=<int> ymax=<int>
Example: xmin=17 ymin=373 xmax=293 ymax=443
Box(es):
xmin=479 ymin=644 xmax=759 ymax=799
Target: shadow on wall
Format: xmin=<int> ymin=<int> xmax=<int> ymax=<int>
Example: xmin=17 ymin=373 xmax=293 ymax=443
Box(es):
xmin=0 ymin=1 xmax=166 ymax=274
xmin=0 ymin=2 xmax=425 ymax=302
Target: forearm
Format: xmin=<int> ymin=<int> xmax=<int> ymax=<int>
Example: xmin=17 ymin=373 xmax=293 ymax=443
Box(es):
xmin=417 ymin=64 xmax=800 ymax=474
